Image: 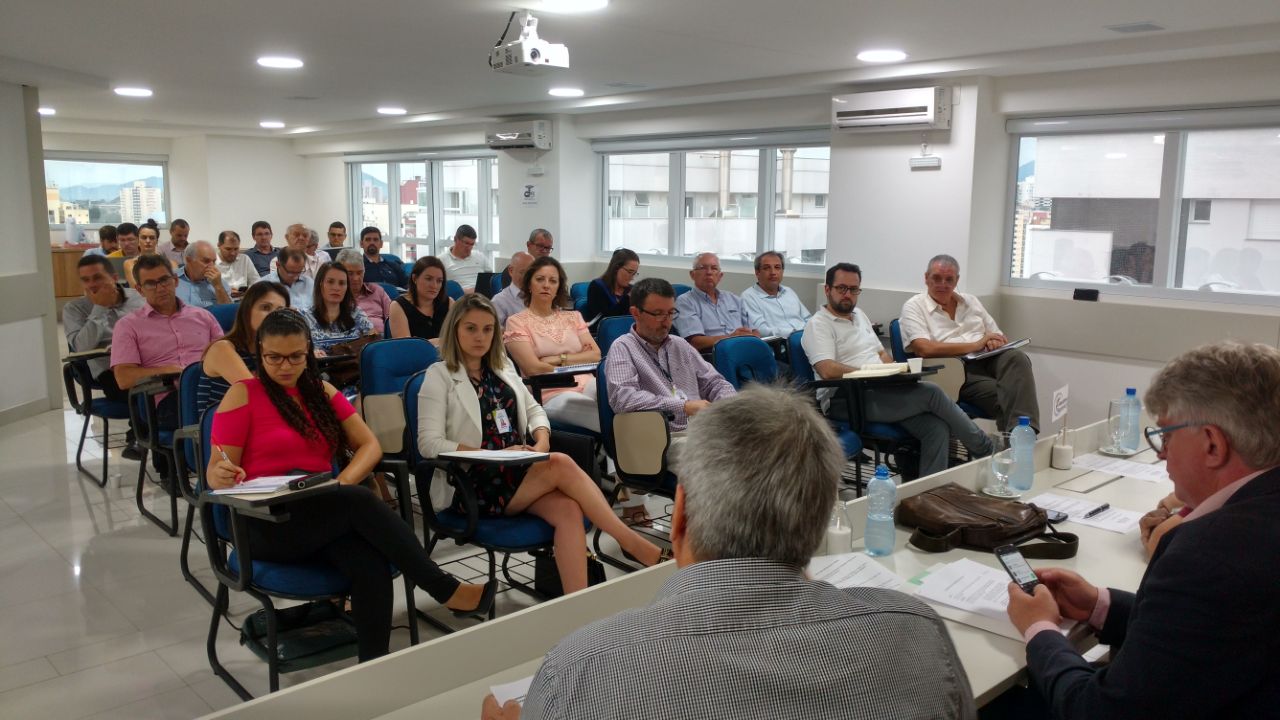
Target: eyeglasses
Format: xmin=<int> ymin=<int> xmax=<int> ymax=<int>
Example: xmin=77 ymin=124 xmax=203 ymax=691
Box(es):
xmin=829 ymin=285 xmax=862 ymax=296
xmin=261 ymin=352 xmax=309 ymax=367
xmin=620 ymin=267 xmax=639 ymax=276
xmin=638 ymin=309 xmax=679 ymax=320
xmin=1143 ymin=422 xmax=1207 ymax=453
xmin=693 ymin=265 xmax=721 ymax=273
xmin=139 ymin=276 xmax=176 ymax=291
xmin=531 ymin=243 xmax=553 ymax=252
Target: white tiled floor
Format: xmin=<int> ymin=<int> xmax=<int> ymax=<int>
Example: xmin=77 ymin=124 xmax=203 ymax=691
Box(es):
xmin=0 ymin=406 xmax=652 ymax=719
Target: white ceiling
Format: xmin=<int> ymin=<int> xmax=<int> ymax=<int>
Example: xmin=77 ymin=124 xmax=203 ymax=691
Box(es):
xmin=5 ymin=0 xmax=1280 ymax=137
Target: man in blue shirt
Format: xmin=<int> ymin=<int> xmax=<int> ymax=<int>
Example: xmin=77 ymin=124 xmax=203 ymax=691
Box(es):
xmin=674 ymin=252 xmax=758 ymax=352
xmin=258 ymin=247 xmax=314 ymax=310
xmin=244 ymin=220 xmax=278 ymax=277
xmin=741 ymin=251 xmax=811 ymax=337
xmin=175 ymin=241 xmax=232 ymax=308
xmin=360 ymin=226 xmax=408 ymax=287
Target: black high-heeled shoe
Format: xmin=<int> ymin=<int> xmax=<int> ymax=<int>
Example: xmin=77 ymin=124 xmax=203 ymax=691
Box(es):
xmin=449 ymin=579 xmax=497 ymax=620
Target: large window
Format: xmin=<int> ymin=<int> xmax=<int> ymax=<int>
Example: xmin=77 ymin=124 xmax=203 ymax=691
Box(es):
xmin=348 ymin=154 xmax=497 ymax=261
xmin=1008 ymin=110 xmax=1280 ymax=302
xmin=601 ymin=137 xmax=829 ymax=265
xmin=43 ymin=155 xmax=169 ymax=232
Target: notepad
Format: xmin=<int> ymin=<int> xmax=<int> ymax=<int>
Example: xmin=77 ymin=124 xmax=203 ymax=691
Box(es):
xmin=210 ymin=474 xmax=308 ymax=495
xmin=552 ymin=363 xmax=597 ymax=375
xmin=1025 ymin=493 xmax=1144 ymax=534
xmin=843 ymin=362 xmax=908 ymax=379
xmin=963 ymin=338 xmax=1030 ymax=362
xmin=1073 ymin=453 xmax=1169 ymax=483
xmin=438 ymin=450 xmax=549 ymax=463
xmin=809 ymin=553 xmax=907 ymax=591
xmin=912 ymin=558 xmax=1073 ymax=640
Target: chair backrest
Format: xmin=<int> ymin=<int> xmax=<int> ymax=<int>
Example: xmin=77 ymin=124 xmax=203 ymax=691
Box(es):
xmin=360 ymin=338 xmax=437 ymax=455
xmin=570 ymin=281 xmax=590 ymax=315
xmin=597 ymin=316 xmax=635 ymax=356
xmin=595 ymin=367 xmax=671 ymax=490
xmin=376 ymin=282 xmax=402 ymax=300
xmin=208 ymin=303 xmax=238 ymax=333
xmin=446 ymin=280 xmax=464 ymax=300
xmin=595 ymin=366 xmax=618 ymax=461
xmin=673 ymin=283 xmax=693 ymax=297
xmin=888 ymin=318 xmax=913 ymax=362
xmin=402 ymin=260 xmax=414 ymax=281
xmin=402 ymin=370 xmax=428 ymax=467
xmin=490 ymin=272 xmax=506 ymax=296
xmin=787 ymin=330 xmax=816 ymax=383
xmin=712 ymin=336 xmax=778 ymax=390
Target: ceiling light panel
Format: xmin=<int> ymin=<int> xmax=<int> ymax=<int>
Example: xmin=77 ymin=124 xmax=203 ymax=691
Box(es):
xmin=114 ymin=87 xmax=152 ymax=97
xmin=257 ymin=56 xmax=304 ymax=69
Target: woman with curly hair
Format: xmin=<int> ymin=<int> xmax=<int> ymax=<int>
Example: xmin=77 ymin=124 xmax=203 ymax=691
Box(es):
xmin=207 ymin=309 xmax=494 ymax=661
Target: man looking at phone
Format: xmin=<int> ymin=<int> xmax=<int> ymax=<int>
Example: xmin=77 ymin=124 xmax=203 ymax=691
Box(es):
xmin=1006 ymin=342 xmax=1280 ymax=718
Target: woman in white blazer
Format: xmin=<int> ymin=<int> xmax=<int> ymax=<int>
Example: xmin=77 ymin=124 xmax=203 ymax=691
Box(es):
xmin=418 ymin=294 xmax=667 ymax=593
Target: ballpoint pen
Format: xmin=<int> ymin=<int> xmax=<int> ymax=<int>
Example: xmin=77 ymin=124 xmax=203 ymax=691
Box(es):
xmin=1083 ymin=503 xmax=1110 ymax=519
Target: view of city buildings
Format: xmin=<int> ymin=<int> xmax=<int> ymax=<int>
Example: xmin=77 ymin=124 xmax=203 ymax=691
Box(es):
xmin=357 ymin=158 xmax=498 ymax=260
xmin=43 ymin=160 xmax=166 ymax=228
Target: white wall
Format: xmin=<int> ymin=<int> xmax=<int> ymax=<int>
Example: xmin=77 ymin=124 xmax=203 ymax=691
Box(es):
xmin=204 ymin=136 xmax=310 ymax=243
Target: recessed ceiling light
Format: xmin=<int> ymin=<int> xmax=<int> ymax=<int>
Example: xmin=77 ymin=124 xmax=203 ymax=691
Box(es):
xmin=377 ymin=106 xmax=408 ymax=115
xmin=259 ymin=120 xmax=285 ymax=129
xmin=539 ymin=0 xmax=609 ymax=12
xmin=856 ymin=49 xmax=908 ymax=63
xmin=257 ymin=56 xmax=304 ymax=69
xmin=114 ymin=87 xmax=152 ymax=98
xmin=1105 ymin=152 xmax=1128 ymax=160
xmin=730 ymin=137 xmax=758 ymax=141
xmin=548 ymin=87 xmax=585 ymax=97
xmin=37 ymin=107 xmax=55 ymax=116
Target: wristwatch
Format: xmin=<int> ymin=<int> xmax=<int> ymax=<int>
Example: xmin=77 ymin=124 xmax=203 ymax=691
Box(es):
xmin=559 ymin=353 xmax=568 ymax=366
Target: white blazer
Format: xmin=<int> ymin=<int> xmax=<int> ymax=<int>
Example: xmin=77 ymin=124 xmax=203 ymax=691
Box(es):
xmin=417 ymin=360 xmax=550 ymax=462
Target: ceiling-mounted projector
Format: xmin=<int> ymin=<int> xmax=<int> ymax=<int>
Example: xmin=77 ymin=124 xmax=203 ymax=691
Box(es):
xmin=490 ymin=11 xmax=570 ymax=75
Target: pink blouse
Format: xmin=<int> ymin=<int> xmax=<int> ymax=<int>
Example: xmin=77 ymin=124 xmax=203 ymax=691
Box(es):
xmin=503 ymin=309 xmax=593 ymax=400
xmin=211 ymin=378 xmax=356 ymax=481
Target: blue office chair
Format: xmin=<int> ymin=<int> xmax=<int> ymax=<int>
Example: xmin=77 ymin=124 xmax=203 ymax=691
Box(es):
xmin=595 ymin=368 xmax=677 ymax=499
xmin=62 ymin=350 xmax=132 ymax=488
xmin=490 ymin=273 xmax=505 ymax=297
xmin=405 ymin=370 xmax=584 ymax=612
xmin=712 ymin=336 xmax=778 ymax=390
xmin=672 ymin=283 xmax=693 ymax=297
xmin=360 ymin=338 xmax=437 ymax=482
xmin=402 ymin=260 xmax=415 ymax=281
xmin=128 ymin=373 xmax=183 ymax=535
xmin=375 ymin=282 xmax=403 ymax=300
xmin=570 ymin=281 xmax=590 ymax=316
xmin=889 ymin=319 xmax=991 ymax=422
xmin=597 ymin=316 xmax=635 ymax=356
xmin=446 ymin=280 xmax=464 ymax=300
xmin=207 ymin=303 xmax=238 ymax=333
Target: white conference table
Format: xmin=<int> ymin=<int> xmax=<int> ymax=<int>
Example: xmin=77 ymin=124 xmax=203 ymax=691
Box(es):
xmin=204 ymin=419 xmax=1171 ymax=719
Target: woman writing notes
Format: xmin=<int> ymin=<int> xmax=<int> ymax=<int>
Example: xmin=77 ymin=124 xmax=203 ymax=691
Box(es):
xmin=583 ymin=248 xmax=639 ymax=326
xmin=207 ymin=310 xmax=494 ymax=661
xmin=418 ymin=294 xmax=667 ymax=593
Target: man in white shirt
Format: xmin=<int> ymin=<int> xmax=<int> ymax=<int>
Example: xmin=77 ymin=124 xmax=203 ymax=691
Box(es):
xmin=257 ymin=248 xmax=314 ymax=310
xmin=741 ymin=250 xmax=810 ymax=337
xmin=269 ymin=223 xmax=324 ymax=279
xmin=900 ymin=254 xmax=1039 ymax=432
xmin=803 ymin=263 xmax=991 ymax=478
xmin=492 ymin=251 xmax=533 ymax=326
xmin=442 ymin=224 xmax=489 ymax=291
xmin=215 ymin=230 xmax=260 ymax=297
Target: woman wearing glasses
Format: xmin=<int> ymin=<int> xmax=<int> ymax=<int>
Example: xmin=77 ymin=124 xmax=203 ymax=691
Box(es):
xmin=583 ymin=248 xmax=639 ymax=326
xmin=504 ymin=257 xmax=602 ymax=431
xmin=419 ymin=295 xmax=667 ymax=594
xmin=207 ymin=309 xmax=495 ymax=662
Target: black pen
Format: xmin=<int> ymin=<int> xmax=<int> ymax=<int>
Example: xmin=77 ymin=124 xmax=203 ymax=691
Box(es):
xmin=1083 ymin=503 xmax=1111 ymax=519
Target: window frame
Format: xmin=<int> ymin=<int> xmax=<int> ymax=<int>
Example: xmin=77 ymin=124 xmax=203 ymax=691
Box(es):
xmin=42 ymin=151 xmax=171 ymax=230
xmin=1003 ymin=106 xmax=1280 ymax=307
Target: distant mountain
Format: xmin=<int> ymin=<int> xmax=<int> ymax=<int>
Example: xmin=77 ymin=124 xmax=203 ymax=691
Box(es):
xmin=362 ymin=173 xmax=387 ymax=192
xmin=1017 ymin=160 xmax=1035 ymax=183
xmin=54 ymin=176 xmax=164 ymax=203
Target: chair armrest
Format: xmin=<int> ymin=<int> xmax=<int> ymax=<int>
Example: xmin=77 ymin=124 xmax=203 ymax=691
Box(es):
xmin=62 ymin=347 xmax=112 ymax=364
xmin=172 ymin=426 xmax=201 ymax=503
xmin=128 ymin=373 xmax=180 ymax=450
xmin=374 ymin=458 xmax=414 ymax=527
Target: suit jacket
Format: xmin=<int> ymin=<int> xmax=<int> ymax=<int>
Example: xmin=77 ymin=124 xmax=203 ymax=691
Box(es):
xmin=416 ymin=359 xmax=549 ymax=461
xmin=1026 ymin=466 xmax=1280 ymax=719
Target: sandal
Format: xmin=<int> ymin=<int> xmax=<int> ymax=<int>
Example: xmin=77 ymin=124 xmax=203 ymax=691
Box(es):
xmin=618 ymin=503 xmax=653 ymax=527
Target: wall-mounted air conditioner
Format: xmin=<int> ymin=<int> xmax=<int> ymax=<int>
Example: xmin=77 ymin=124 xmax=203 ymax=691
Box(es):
xmin=485 ymin=120 xmax=552 ymax=150
xmin=832 ymin=87 xmax=951 ymax=133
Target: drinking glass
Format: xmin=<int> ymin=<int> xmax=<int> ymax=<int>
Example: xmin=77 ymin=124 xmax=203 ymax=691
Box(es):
xmin=1106 ymin=399 xmax=1126 ymax=452
xmin=982 ymin=432 xmax=1019 ymax=498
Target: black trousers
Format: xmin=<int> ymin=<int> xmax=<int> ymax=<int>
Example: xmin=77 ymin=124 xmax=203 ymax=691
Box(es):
xmin=244 ymin=485 xmax=461 ymax=660
xmin=95 ymin=371 xmax=129 ymax=403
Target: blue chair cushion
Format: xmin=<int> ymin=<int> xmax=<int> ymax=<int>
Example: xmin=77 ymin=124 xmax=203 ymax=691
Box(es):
xmin=864 ymin=422 xmax=911 ymax=442
xmin=435 ymin=511 xmax=557 ymax=551
xmin=830 ymin=421 xmax=864 ymax=458
xmin=226 ymin=550 xmax=352 ymax=597
xmin=90 ymin=399 xmax=133 ymax=420
xmin=958 ymin=401 xmax=992 ymax=420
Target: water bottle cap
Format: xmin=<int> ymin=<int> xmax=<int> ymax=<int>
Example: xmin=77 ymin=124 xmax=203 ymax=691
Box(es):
xmin=1018 ymin=416 xmax=1030 ymax=426
xmin=875 ymin=463 xmax=890 ymax=477
xmin=1126 ymin=387 xmax=1136 ymax=396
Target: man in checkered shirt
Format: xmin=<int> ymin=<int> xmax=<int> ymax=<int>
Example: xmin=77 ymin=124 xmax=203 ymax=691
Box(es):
xmin=483 ymin=384 xmax=976 ymax=720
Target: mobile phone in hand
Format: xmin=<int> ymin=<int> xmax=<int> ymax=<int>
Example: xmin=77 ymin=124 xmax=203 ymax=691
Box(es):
xmin=995 ymin=544 xmax=1040 ymax=595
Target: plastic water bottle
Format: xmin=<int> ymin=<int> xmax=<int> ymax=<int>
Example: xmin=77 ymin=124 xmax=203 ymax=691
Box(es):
xmin=1121 ymin=388 xmax=1141 ymax=452
xmin=865 ymin=464 xmax=896 ymax=557
xmin=1009 ymin=416 xmax=1036 ymax=492
xmin=825 ymin=500 xmax=851 ymax=555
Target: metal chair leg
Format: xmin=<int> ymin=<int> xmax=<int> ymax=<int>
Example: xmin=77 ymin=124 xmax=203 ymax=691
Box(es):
xmin=135 ymin=448 xmax=178 ymax=536
xmin=180 ymin=504 xmax=215 ymax=606
xmin=75 ymin=413 xmax=109 ymax=488
xmin=208 ymin=584 xmax=252 ymax=701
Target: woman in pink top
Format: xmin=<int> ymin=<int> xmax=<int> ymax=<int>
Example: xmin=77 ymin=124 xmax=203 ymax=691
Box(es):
xmin=207 ymin=309 xmax=494 ymax=661
xmin=504 ymin=257 xmax=602 ymax=431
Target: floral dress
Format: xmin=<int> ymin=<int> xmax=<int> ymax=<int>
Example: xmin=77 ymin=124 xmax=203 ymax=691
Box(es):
xmin=455 ymin=366 xmax=531 ymax=516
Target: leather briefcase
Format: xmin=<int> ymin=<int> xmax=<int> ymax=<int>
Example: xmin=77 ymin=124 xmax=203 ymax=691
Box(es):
xmin=896 ymin=482 xmax=1079 ymax=558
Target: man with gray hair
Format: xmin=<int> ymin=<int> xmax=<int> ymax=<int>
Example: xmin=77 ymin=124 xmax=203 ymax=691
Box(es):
xmin=484 ymin=384 xmax=976 ymax=720
xmin=175 ymin=240 xmax=232 ymax=308
xmin=492 ymin=251 xmax=533 ymax=326
xmin=674 ymin=252 xmax=758 ymax=352
xmin=337 ymin=248 xmax=392 ymax=336
xmin=741 ymin=250 xmax=810 ymax=337
xmin=1006 ymin=341 xmax=1280 ymax=718
xmin=900 ymin=254 xmax=1039 ymax=432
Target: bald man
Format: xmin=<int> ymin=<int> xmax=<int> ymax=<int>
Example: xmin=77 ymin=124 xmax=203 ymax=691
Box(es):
xmin=492 ymin=252 xmax=534 ymax=326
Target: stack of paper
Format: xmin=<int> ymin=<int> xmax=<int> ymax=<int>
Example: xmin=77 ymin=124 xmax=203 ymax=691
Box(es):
xmin=439 ymin=450 xmax=549 ymax=462
xmin=1024 ymin=493 xmax=1144 ymax=534
xmin=210 ymin=474 xmax=306 ymax=495
xmin=843 ymin=362 xmax=908 ymax=379
xmin=553 ymin=363 xmax=597 ymax=375
xmin=490 ymin=675 xmax=534 ymax=707
xmin=912 ymin=558 xmax=1073 ymax=640
xmin=808 ymin=553 xmax=907 ymax=591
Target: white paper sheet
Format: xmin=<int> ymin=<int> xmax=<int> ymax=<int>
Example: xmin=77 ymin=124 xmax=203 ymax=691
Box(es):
xmin=438 ymin=450 xmax=550 ymax=463
xmin=1072 ymin=453 xmax=1170 ymax=483
xmin=908 ymin=560 xmax=1074 ymax=641
xmin=209 ymin=474 xmax=307 ymax=495
xmin=490 ymin=675 xmax=534 ymax=707
xmin=1025 ymin=493 xmax=1144 ymax=534
xmin=808 ymin=553 xmax=907 ymax=591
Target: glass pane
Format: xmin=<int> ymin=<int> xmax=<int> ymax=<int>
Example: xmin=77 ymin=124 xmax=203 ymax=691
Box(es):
xmin=357 ymin=163 xmax=390 ymax=241
xmin=605 ymin=153 xmax=669 ymax=254
xmin=395 ymin=162 xmax=429 ymax=260
xmin=773 ymin=147 xmax=829 ymax=265
xmin=442 ymin=159 xmax=481 ymax=256
xmin=43 ymin=159 xmax=167 ymax=232
xmin=1176 ymin=128 xmax=1280 ymax=295
xmin=1010 ymin=134 xmax=1162 ymax=284
xmin=683 ymin=149 xmax=758 ymax=261
xmin=489 ymin=158 xmax=500 ymax=253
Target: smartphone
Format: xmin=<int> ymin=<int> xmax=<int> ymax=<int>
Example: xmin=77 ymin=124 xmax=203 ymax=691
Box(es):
xmin=994 ymin=544 xmax=1040 ymax=595
xmin=1045 ymin=509 xmax=1068 ymax=524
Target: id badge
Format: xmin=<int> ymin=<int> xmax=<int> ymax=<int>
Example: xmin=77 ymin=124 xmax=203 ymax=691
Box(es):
xmin=493 ymin=408 xmax=513 ymax=434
